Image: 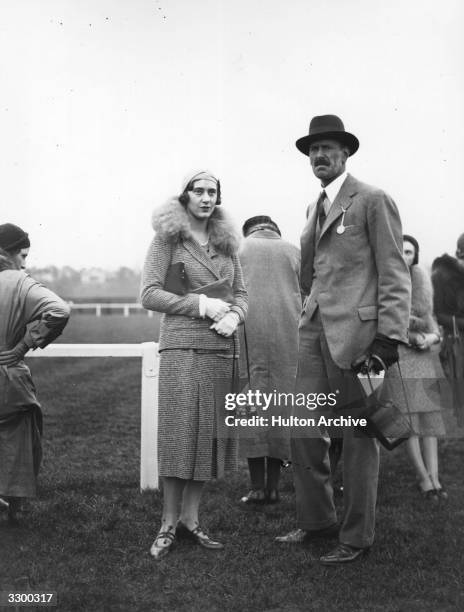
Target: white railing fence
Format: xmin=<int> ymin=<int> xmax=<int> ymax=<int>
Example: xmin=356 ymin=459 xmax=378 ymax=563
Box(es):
xmin=68 ymin=303 xmax=154 ymax=317
xmin=28 ymin=342 xmax=159 ymax=491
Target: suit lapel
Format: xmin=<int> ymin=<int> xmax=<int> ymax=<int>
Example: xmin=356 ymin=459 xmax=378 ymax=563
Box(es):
xmin=319 ymin=174 xmax=358 ymax=241
xmin=183 ymin=239 xmax=221 ymax=279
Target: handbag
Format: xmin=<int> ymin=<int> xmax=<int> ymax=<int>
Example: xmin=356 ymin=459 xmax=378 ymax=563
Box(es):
xmin=191 ymin=278 xmax=234 ymax=302
xmin=164 ymin=262 xmax=189 ymax=295
xmin=164 ymin=263 xmax=234 ymax=302
xmin=356 ymin=360 xmax=413 ymax=450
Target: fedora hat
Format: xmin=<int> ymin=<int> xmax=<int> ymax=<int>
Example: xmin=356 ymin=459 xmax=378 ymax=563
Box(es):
xmin=295 ymin=114 xmax=359 ymax=156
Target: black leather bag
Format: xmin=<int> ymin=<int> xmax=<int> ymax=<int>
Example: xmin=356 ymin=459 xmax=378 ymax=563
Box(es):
xmin=191 ymin=279 xmax=234 ymax=302
xmin=356 ymin=364 xmax=413 ymax=450
xmin=164 ymin=262 xmax=189 ymax=295
xmin=164 ymin=264 xmax=234 ymax=302
xmin=359 ymin=385 xmax=413 ymax=450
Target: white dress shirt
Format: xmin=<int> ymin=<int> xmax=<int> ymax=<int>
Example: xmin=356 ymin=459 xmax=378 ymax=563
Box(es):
xmin=321 ymin=171 xmax=348 ymax=215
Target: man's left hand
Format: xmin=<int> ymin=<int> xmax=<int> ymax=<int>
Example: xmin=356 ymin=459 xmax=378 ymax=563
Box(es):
xmin=352 ymin=334 xmax=399 ymax=374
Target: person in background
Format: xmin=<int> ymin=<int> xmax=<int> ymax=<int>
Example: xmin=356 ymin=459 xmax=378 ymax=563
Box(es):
xmin=238 ymin=215 xmax=300 ymax=504
xmin=432 ymin=233 xmax=464 ymax=428
xmin=399 ymin=234 xmax=447 ymax=500
xmin=0 ymin=223 xmax=70 ymax=523
xmin=141 ymin=171 xmax=247 ymax=560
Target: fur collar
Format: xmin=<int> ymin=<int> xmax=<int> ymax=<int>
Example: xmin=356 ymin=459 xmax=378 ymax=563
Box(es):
xmin=151 ymin=197 xmax=239 ymax=256
xmin=432 ymin=253 xmax=464 ymax=281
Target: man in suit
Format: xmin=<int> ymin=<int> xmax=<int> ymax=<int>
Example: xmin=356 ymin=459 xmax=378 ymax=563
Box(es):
xmin=275 ymin=115 xmax=411 ymax=564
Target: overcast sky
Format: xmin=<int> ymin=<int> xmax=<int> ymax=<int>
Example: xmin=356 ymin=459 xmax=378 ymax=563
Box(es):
xmin=1 ymin=0 xmax=463 ymax=270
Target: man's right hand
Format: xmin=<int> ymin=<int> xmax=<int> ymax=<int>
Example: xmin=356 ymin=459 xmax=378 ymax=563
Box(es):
xmin=0 ymin=340 xmax=30 ymax=366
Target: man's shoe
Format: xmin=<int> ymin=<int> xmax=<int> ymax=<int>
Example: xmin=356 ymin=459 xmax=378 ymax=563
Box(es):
xmin=240 ymin=489 xmax=266 ymax=504
xmin=265 ymin=489 xmax=280 ymax=504
xmin=7 ymin=497 xmax=22 ymax=525
xmin=0 ymin=496 xmax=9 ymax=511
xmin=275 ymin=523 xmax=339 ymax=544
xmin=275 ymin=528 xmax=308 ymax=543
xmin=320 ymin=543 xmax=368 ymax=565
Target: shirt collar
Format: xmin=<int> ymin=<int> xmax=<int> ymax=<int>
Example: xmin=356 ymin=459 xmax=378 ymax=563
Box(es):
xmin=321 ymin=171 xmax=348 ymax=205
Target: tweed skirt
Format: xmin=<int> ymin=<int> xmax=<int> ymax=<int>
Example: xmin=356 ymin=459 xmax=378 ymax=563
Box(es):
xmin=158 ymin=349 xmax=238 ymax=480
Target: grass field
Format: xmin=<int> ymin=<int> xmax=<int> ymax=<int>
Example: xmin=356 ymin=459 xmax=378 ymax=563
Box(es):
xmin=1 ymin=316 xmax=463 ymax=611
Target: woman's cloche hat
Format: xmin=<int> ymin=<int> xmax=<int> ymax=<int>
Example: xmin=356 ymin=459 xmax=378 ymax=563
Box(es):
xmin=295 ymin=114 xmax=359 ymax=157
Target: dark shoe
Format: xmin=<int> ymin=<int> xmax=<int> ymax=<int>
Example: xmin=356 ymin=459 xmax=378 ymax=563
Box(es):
xmin=320 ymin=543 xmax=368 ymax=565
xmin=0 ymin=496 xmax=9 ymax=511
xmin=150 ymin=530 xmax=175 ymax=560
xmin=275 ymin=528 xmax=308 ymax=543
xmin=240 ymin=489 xmax=266 ymax=504
xmin=435 ymin=487 xmax=448 ymax=501
xmin=275 ymin=523 xmax=338 ymax=544
xmin=7 ymin=497 xmax=22 ymax=525
xmin=265 ymin=489 xmax=280 ymax=504
xmin=421 ymin=488 xmax=439 ymax=503
xmin=176 ymin=521 xmax=224 ymax=550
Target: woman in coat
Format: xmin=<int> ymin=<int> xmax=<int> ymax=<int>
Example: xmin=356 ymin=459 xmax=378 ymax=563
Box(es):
xmin=400 ymin=235 xmax=447 ymax=500
xmin=432 ymin=233 xmax=464 ymax=427
xmin=0 ymin=224 xmax=70 ymax=523
xmin=141 ymin=171 xmax=247 ymax=559
xmin=238 ymin=216 xmax=300 ymax=504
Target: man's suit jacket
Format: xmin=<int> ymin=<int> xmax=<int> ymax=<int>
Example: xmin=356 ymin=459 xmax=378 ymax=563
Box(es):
xmin=300 ymin=173 xmax=411 ymax=369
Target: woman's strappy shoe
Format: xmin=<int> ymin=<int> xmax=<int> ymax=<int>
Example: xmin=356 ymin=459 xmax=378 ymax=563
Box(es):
xmin=176 ymin=521 xmax=224 ymax=550
xmin=150 ymin=530 xmax=175 ymax=560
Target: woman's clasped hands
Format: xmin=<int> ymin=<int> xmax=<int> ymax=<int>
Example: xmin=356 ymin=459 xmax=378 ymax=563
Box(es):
xmin=205 ymin=297 xmax=239 ymax=337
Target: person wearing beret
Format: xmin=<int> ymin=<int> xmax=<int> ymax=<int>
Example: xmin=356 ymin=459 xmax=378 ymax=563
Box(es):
xmin=0 ymin=223 xmax=70 ymax=523
xmin=275 ymin=115 xmax=411 ymax=564
xmin=141 ymin=171 xmax=247 ymax=560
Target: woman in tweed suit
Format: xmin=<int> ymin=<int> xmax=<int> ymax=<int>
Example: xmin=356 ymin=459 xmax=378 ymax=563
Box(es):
xmin=141 ymin=171 xmax=247 ymax=559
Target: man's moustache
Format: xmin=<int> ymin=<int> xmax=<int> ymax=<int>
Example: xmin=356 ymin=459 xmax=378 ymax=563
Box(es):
xmin=314 ymin=159 xmax=329 ymax=166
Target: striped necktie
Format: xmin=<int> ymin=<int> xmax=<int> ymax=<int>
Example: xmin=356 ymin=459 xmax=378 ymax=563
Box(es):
xmin=317 ymin=190 xmax=328 ymax=229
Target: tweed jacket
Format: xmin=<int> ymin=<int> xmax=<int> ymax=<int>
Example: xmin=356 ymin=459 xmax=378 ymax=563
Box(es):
xmin=300 ymin=173 xmax=411 ymax=369
xmin=141 ymin=198 xmax=248 ymax=351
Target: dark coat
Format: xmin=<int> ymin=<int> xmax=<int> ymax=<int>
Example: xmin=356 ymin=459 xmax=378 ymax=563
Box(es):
xmin=432 ymin=254 xmax=464 ymax=332
xmin=0 ymin=269 xmax=70 ymax=497
xmin=431 ymin=254 xmax=464 ymax=424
